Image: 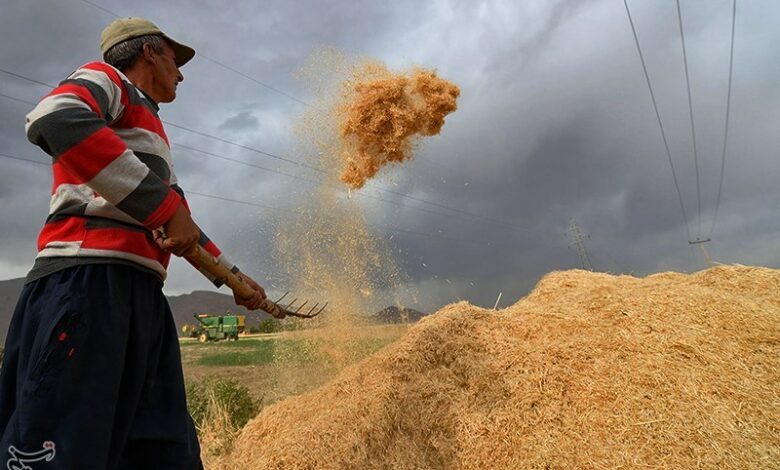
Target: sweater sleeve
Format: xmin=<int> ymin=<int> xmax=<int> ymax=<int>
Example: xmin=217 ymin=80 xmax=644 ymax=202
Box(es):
xmin=24 ymin=63 xmax=181 ymax=230
xmin=170 ymin=183 xmax=239 ymax=288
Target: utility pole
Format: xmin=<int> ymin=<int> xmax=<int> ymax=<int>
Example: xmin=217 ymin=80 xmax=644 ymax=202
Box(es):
xmin=566 ymin=219 xmax=593 ymax=271
xmin=689 ymin=238 xmax=713 ymax=267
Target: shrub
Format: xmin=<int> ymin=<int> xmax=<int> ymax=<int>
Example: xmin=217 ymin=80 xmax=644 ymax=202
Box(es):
xmin=186 ymin=378 xmax=261 ymax=430
xmin=187 ymin=378 xmax=260 ymax=459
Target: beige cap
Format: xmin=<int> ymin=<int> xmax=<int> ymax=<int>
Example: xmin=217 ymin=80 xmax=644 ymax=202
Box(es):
xmin=101 ymin=17 xmax=195 ymax=67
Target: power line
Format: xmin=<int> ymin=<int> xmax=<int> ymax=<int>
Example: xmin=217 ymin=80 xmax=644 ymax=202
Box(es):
xmin=189 ymin=186 xmax=523 ymax=247
xmin=167 ymin=121 xmax=525 ymax=231
xmin=380 ymin=225 xmax=519 ymax=249
xmin=0 ymin=152 xmax=48 ymax=167
xmin=0 ymin=150 xmax=519 ymax=249
xmin=198 ymin=56 xmax=308 ymax=106
xmin=177 ymin=189 xmax=520 ymax=247
xmin=172 ymin=142 xmax=546 ymax=235
xmin=173 ymin=142 xmax=320 ymax=185
xmin=162 ymin=120 xmax=324 ymax=173
xmin=708 ymin=0 xmax=736 ymax=239
xmin=173 ymin=142 xmax=464 ymax=218
xmin=0 ymin=68 xmax=55 ymax=88
xmin=77 ymin=0 xmax=118 ymax=17
xmin=622 ymin=0 xmax=693 ymax=243
xmin=675 ymin=0 xmax=702 ymax=239
xmin=185 ymin=190 xmax=288 ymax=213
xmin=0 ymin=92 xmax=37 ymax=107
xmin=0 ymin=73 xmax=540 ymax=235
xmin=176 ymin=191 xmax=520 ymax=248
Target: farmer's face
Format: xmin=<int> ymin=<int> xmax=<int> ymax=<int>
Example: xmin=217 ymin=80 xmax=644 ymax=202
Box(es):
xmin=149 ymin=41 xmax=183 ymax=103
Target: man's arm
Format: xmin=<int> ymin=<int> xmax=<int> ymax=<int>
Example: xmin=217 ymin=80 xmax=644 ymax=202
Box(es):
xmin=25 ymin=63 xmax=182 ymax=231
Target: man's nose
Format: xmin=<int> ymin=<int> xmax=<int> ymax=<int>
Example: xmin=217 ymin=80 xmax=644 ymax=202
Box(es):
xmin=177 ymin=70 xmax=184 ymax=83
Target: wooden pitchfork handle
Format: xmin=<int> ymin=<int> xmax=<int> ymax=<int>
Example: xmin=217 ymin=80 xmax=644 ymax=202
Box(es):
xmin=184 ymin=244 xmax=287 ymax=318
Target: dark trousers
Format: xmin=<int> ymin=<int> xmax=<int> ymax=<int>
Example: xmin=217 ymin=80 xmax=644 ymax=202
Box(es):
xmin=0 ymin=264 xmax=202 ymax=469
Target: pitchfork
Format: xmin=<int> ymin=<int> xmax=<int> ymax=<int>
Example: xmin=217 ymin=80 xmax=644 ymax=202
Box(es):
xmin=271 ymin=292 xmax=327 ymax=318
xmin=186 ymin=244 xmax=327 ymax=319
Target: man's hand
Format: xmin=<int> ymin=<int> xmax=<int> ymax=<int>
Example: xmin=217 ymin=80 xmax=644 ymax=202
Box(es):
xmin=154 ymin=203 xmax=200 ymax=256
xmin=234 ymin=272 xmax=268 ymax=311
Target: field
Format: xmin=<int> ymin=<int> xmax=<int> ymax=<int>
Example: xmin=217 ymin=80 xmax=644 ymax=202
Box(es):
xmin=181 ymin=324 xmax=409 ymax=407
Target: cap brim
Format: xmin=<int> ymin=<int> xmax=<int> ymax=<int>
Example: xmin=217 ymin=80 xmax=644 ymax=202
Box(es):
xmin=164 ymin=36 xmax=195 ymax=67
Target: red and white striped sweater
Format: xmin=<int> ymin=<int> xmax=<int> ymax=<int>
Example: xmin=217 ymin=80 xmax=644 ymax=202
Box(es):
xmin=25 ymin=61 xmax=234 ymax=284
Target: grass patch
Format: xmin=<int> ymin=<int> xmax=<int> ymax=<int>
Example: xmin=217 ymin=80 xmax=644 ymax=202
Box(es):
xmin=180 ymin=338 xmax=272 ymax=348
xmin=196 ymin=340 xmax=276 ymax=366
xmin=191 ymin=336 xmax=398 ymax=367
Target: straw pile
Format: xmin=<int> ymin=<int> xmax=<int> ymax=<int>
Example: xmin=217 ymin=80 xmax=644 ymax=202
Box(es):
xmin=225 ymin=265 xmax=780 ymax=469
xmin=338 ymin=67 xmax=459 ymax=189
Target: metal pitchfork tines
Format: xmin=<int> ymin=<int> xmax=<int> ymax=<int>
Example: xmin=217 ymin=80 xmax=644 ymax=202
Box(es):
xmin=273 ymin=292 xmax=328 ymax=319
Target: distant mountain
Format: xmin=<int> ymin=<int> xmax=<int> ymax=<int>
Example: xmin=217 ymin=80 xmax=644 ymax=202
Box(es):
xmin=0 ymin=277 xmax=271 ymax=341
xmin=0 ymin=278 xmax=26 ymax=342
xmin=372 ymin=306 xmax=427 ymax=324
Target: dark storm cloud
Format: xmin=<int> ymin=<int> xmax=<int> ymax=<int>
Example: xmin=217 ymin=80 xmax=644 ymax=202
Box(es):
xmin=351 ymin=0 xmax=780 ymax=309
xmin=0 ymin=0 xmax=777 ymax=312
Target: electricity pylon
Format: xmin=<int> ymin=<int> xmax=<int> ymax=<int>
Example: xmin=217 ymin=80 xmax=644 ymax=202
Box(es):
xmin=567 ymin=219 xmax=593 ymax=271
xmin=689 ymin=238 xmax=713 ymax=267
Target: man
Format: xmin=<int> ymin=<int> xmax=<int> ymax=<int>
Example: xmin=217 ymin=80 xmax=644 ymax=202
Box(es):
xmin=0 ymin=18 xmax=267 ymax=469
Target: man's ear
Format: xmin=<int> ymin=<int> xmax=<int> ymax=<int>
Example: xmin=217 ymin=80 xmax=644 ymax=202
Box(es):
xmin=141 ymin=43 xmax=157 ymax=65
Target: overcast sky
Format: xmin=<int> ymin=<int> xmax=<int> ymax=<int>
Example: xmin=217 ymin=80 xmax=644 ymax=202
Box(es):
xmin=1 ymin=0 xmax=777 ymax=312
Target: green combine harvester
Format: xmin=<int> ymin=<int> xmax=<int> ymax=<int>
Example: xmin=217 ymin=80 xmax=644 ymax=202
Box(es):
xmin=192 ymin=313 xmax=246 ymax=342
